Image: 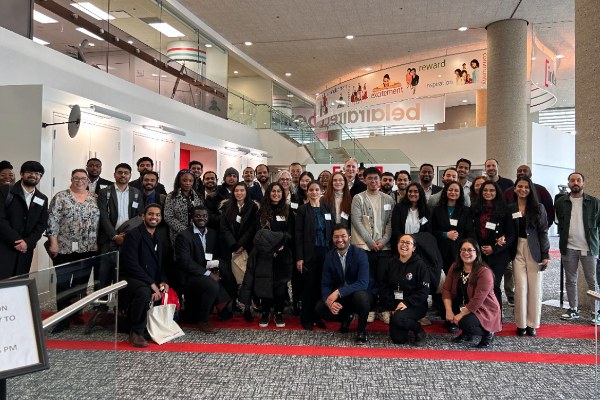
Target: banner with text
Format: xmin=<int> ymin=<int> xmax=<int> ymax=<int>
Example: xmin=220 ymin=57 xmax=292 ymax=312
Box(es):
xmin=316 ymin=49 xmax=487 ymax=125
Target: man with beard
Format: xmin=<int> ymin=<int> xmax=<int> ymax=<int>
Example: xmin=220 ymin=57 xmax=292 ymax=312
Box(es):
xmin=419 ymin=163 xmax=442 ymax=200
xmin=344 ymin=158 xmax=367 ymax=198
xmin=484 ymin=158 xmax=514 ymax=193
xmin=0 ymin=161 xmax=48 ymax=279
xmin=205 ymin=168 xmax=238 ymax=229
xmin=456 ymin=158 xmax=472 ymax=199
xmin=249 ymin=164 xmax=270 ymax=202
xmin=141 ymin=171 xmax=166 ymax=208
xmin=189 ymin=160 xmax=205 ymax=194
xmin=392 ymin=170 xmax=411 ymax=203
xmin=503 ymin=164 xmax=555 ymax=226
xmin=380 ymin=172 xmax=395 ymax=196
xmin=202 ymin=171 xmax=218 ymax=198
xmin=86 ymin=158 xmax=112 ymax=195
xmin=119 ymin=203 xmax=169 ymax=347
xmin=428 ymin=167 xmax=470 ymax=207
xmin=556 ymin=172 xmax=600 ymax=324
xmin=129 ymin=157 xmax=167 ymax=195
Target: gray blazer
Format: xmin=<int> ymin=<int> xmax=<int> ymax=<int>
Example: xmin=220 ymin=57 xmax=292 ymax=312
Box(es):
xmin=509 ymin=203 xmax=550 ymax=263
xmin=351 ymin=191 xmax=394 ymax=251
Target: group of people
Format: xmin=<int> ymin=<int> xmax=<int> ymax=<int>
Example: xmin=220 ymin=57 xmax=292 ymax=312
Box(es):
xmin=0 ymin=154 xmax=598 ymax=349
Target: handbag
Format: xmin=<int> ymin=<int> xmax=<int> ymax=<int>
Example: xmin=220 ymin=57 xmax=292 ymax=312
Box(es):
xmin=231 ymin=250 xmax=249 ymax=285
xmin=147 ymin=292 xmax=185 ymax=345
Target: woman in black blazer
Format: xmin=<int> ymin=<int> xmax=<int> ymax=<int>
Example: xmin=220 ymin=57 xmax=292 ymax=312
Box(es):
xmin=295 ymin=180 xmax=334 ymax=330
xmin=391 ymin=182 xmax=431 ymax=253
xmin=471 ymin=181 xmax=515 ymax=310
xmin=220 ymin=182 xmax=258 ymax=288
xmin=432 ymin=181 xmax=474 ymax=274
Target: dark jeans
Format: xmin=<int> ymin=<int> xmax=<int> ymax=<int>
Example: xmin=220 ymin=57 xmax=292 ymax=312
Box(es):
xmin=316 ymin=290 xmax=373 ymax=333
xmin=488 ymin=261 xmax=507 ymax=310
xmin=119 ymin=277 xmax=153 ymax=335
xmin=300 ymin=246 xmax=327 ymax=324
xmin=367 ymin=249 xmax=391 ymax=309
xmin=390 ymin=303 xmax=428 ymax=343
xmin=458 ymin=313 xmax=487 ymax=337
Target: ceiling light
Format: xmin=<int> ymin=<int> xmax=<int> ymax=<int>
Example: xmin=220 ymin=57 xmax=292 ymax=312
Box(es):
xmin=437 ymin=74 xmax=442 ymax=78
xmin=205 ymin=44 xmax=212 ymax=48
xmin=152 ymin=73 xmax=159 ymax=77
xmin=458 ymin=27 xmax=468 ymax=31
xmin=244 ymin=41 xmax=253 ymax=46
xmin=88 ymin=42 xmax=95 ymax=47
xmin=315 ymin=93 xmax=319 ymax=96
xmin=32 ymin=37 xmax=50 ymax=45
xmin=364 ymin=67 xmax=372 ymax=71
xmin=285 ymin=72 xmax=292 ymax=76
xmin=531 ymin=57 xmax=536 ymax=61
xmin=71 ymin=2 xmax=115 ymax=21
xmin=287 ymin=94 xmax=294 ymax=98
xmin=148 ymin=22 xmax=184 ymax=37
xmin=345 ymin=35 xmax=354 ymax=39
xmin=127 ymin=40 xmax=134 ymax=44
xmin=556 ymin=54 xmax=565 ymax=59
xmin=233 ymin=70 xmax=238 ymax=74
xmin=33 ymin=10 xmax=58 ymax=24
xmin=462 ymin=99 xmax=468 ymax=103
xmin=76 ymin=27 xmax=104 ymax=41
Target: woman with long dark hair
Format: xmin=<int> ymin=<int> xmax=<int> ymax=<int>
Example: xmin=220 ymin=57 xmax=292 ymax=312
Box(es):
xmin=391 ymin=182 xmax=431 ymax=250
xmin=470 ymin=181 xmax=515 ymax=309
xmin=164 ymin=169 xmax=203 ymax=244
xmin=509 ymin=177 xmax=549 ymax=337
xmin=469 ymin=176 xmax=487 ymax=206
xmin=442 ymin=238 xmax=502 ymax=348
xmin=295 ymin=180 xmax=334 ymax=330
xmin=296 ymin=171 xmax=314 ymax=205
xmin=322 ymin=171 xmax=352 ymax=228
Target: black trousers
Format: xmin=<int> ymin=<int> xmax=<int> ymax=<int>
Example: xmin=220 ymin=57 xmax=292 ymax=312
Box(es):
xmin=389 ymin=303 xmax=428 ymax=343
xmin=488 ymin=261 xmax=507 ymax=311
xmin=53 ymin=251 xmax=96 ymax=312
xmin=300 ymin=246 xmax=327 ymax=324
xmin=119 ymin=278 xmax=153 ymax=335
xmin=458 ymin=313 xmax=487 ymax=337
xmin=183 ymin=275 xmax=224 ymax=323
xmin=367 ymin=250 xmax=391 ymax=309
xmin=316 ymin=290 xmax=373 ymax=333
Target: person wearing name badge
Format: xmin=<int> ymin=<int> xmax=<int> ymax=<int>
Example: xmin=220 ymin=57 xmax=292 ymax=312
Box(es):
xmin=164 ymin=169 xmax=204 ymax=245
xmin=469 ymin=176 xmax=487 ymax=206
xmin=470 ymin=181 xmax=515 ymax=310
xmin=378 ymin=235 xmax=430 ymax=345
xmin=253 ymin=182 xmax=295 ymax=328
xmin=296 ymin=171 xmax=314 ymax=205
xmin=296 ymin=180 xmax=334 ymax=330
xmin=46 ymin=169 xmax=99 ymax=332
xmin=391 ymin=182 xmax=432 ymax=255
xmin=85 ymin=158 xmax=112 ymax=195
xmin=508 ymin=177 xmax=549 ymax=337
xmin=323 ymin=171 xmax=352 ymax=229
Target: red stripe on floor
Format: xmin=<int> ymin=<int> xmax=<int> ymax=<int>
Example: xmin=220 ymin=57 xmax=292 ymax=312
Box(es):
xmin=46 ymin=340 xmax=596 ymax=365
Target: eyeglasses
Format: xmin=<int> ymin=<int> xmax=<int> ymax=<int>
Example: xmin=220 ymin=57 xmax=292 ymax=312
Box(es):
xmin=279 ymin=178 xmax=291 ymax=182
xmin=460 ymin=248 xmax=477 ymax=253
xmin=398 ymin=240 xmax=414 ymax=246
xmin=71 ymin=177 xmax=89 ymax=182
xmin=115 ymin=171 xmax=130 ymax=175
xmin=24 ymin=171 xmax=42 ymax=177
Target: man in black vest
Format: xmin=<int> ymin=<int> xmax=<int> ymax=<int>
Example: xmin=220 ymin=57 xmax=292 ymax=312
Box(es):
xmin=0 ymin=161 xmax=48 ymax=279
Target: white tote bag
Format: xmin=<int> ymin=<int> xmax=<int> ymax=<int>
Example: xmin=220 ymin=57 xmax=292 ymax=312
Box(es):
xmin=147 ymin=293 xmax=185 ymax=345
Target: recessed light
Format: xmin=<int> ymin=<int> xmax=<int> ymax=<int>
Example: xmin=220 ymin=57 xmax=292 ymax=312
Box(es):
xmin=556 ymin=54 xmax=565 ymax=59
xmin=345 ymin=35 xmax=354 ymax=39
xmin=32 ymin=37 xmax=50 ymax=45
xmin=315 ymin=93 xmax=319 ymax=96
xmin=462 ymin=99 xmax=468 ymax=103
xmin=88 ymin=42 xmax=95 ymax=47
xmin=437 ymin=74 xmax=442 ymax=78
xmin=364 ymin=67 xmax=372 ymax=71
xmin=233 ymin=70 xmax=238 ymax=74
xmin=244 ymin=41 xmax=253 ymax=46
xmin=531 ymin=57 xmax=536 ymax=60
xmin=76 ymin=27 xmax=104 ymax=41
xmin=71 ymin=2 xmax=115 ymax=21
xmin=458 ymin=27 xmax=468 ymax=31
xmin=287 ymin=94 xmax=294 ymax=98
xmin=33 ymin=10 xmax=58 ymax=24
xmin=285 ymin=72 xmax=292 ymax=76
xmin=148 ymin=22 xmax=184 ymax=37
xmin=152 ymin=73 xmax=159 ymax=77
xmin=205 ymin=44 xmax=212 ymax=48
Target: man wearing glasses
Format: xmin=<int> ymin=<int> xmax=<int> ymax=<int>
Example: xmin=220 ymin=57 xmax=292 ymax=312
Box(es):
xmin=0 ymin=161 xmax=48 ymax=279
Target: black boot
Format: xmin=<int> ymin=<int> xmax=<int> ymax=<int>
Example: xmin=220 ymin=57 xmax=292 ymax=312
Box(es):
xmin=475 ymin=332 xmax=494 ymax=348
xmin=451 ymin=333 xmax=473 ymax=343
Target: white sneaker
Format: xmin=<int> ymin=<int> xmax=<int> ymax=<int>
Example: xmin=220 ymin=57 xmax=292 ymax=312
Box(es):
xmin=378 ymin=311 xmax=391 ymax=325
xmin=367 ymin=311 xmax=376 ymax=323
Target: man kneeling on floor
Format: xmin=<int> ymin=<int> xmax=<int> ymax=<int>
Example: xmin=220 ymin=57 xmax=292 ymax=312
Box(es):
xmin=316 ymin=224 xmax=373 ymax=344
xmin=119 ymin=203 xmax=169 ymax=348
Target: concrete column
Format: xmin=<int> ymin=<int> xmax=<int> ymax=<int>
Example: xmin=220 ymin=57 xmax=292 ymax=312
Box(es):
xmin=475 ymin=89 xmax=487 ymax=127
xmin=576 ymin=0 xmax=600 ymax=197
xmin=485 ymin=20 xmax=529 ymax=175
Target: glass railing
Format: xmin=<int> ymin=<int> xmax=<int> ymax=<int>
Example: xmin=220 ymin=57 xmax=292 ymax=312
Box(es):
xmin=4 ymin=252 xmax=120 ymax=398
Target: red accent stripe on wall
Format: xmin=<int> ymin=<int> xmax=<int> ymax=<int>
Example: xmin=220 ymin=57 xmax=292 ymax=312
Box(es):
xmin=180 ymin=149 xmax=190 ymax=171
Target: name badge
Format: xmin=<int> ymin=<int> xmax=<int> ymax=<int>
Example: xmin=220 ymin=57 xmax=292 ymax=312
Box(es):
xmin=384 ymin=204 xmax=392 ymax=211
xmin=72 ymin=242 xmax=79 ymax=252
xmin=100 ymin=185 xmax=108 ymax=190
xmin=205 ymin=253 xmax=213 ymax=261
xmin=394 ymin=290 xmax=404 ymax=300
xmin=341 ymin=212 xmax=349 ymax=220
xmin=485 ymin=221 xmax=497 ymax=230
xmin=154 ymin=244 xmax=158 ymax=252
xmin=276 ymin=216 xmax=286 ymax=222
xmin=33 ymin=196 xmax=45 ymax=206
xmin=132 ymin=201 xmax=139 ymax=209
xmin=450 ymin=218 xmax=458 ymax=226
xmin=290 ymin=202 xmax=299 ymax=209
xmin=512 ymin=211 xmax=522 ymax=219
xmin=420 ymin=217 xmax=428 ymax=225
xmin=459 ymin=305 xmax=466 ymax=312
xmin=236 ymin=215 xmax=242 ymax=223
xmin=325 ymin=213 xmax=332 ymax=221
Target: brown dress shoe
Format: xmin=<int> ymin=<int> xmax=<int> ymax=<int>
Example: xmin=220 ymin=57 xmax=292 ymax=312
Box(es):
xmin=129 ymin=332 xmax=148 ymax=348
xmin=198 ymin=321 xmax=217 ymax=334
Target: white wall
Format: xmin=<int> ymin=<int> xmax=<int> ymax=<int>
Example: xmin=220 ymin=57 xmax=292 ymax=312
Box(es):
xmin=257 ymin=129 xmax=311 ymax=165
xmin=205 ymin=47 xmax=228 ymax=88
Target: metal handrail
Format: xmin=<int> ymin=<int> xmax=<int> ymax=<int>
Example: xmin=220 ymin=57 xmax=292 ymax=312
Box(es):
xmin=42 ymin=281 xmax=128 ymax=330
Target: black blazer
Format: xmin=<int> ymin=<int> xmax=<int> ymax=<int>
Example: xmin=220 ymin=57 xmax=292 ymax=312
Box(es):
xmin=295 ymin=202 xmax=334 ymax=263
xmin=350 ymin=180 xmax=367 ymax=198
xmin=129 ymin=177 xmax=167 ymax=196
xmin=431 ymin=204 xmax=474 ymax=269
xmin=88 ymin=177 xmax=112 ymax=195
xmin=391 ymin=203 xmax=431 ymax=253
xmin=0 ymin=181 xmax=48 ymax=279
xmin=249 ymin=184 xmax=265 ymax=202
xmin=471 ymin=205 xmax=515 ymax=265
xmin=174 ymin=226 xmax=220 ymax=288
xmin=119 ymin=224 xmax=165 ymax=286
xmin=431 ymin=184 xmax=443 ymax=195
xmin=97 ymin=185 xmax=144 ymax=246
xmin=220 ymin=201 xmax=258 ymax=254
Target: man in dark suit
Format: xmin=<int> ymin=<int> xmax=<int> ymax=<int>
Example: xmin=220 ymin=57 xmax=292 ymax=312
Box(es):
xmin=0 ymin=161 xmax=48 ymax=280
xmin=86 ymin=158 xmax=112 ymax=195
xmin=249 ymin=164 xmax=270 ymax=202
xmin=419 ymin=163 xmax=442 ymax=200
xmin=174 ymin=205 xmax=232 ymax=332
xmin=119 ymin=203 xmax=168 ymax=347
xmin=343 ymin=158 xmax=367 ymax=198
xmin=316 ymin=224 xmax=372 ymax=344
xmin=129 ymin=157 xmax=167 ymax=195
